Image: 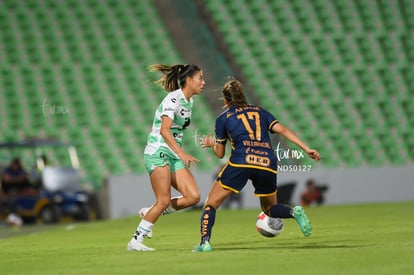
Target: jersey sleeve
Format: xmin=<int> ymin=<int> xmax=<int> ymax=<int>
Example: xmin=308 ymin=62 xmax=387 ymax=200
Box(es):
xmin=160 ymin=93 xmax=178 ymax=120
xmin=215 ymin=114 xmax=228 ymax=144
xmin=263 ymin=109 xmax=279 ymax=133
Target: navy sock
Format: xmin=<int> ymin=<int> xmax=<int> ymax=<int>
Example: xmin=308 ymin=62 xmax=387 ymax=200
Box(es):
xmin=268 ymin=204 xmax=294 ymax=218
xmin=200 ymin=205 xmax=216 ymax=245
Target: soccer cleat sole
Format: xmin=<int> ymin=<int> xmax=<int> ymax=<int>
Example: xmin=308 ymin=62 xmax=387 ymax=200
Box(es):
xmin=127 ymin=240 xmax=155 ymax=251
xmin=293 ymin=206 xmax=312 ymax=237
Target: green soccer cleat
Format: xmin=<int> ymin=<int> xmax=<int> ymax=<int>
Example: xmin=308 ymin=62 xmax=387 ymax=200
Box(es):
xmin=192 ymin=241 xmax=213 ymax=252
xmin=293 ymin=206 xmax=312 ymax=237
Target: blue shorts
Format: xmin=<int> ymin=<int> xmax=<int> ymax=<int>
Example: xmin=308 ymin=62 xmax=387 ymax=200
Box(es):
xmin=217 ymin=162 xmax=277 ymax=197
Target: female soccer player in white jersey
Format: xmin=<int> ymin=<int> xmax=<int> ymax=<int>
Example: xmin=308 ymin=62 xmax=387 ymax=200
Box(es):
xmin=194 ymin=78 xmax=320 ymax=252
xmin=127 ymin=64 xmax=205 ymax=251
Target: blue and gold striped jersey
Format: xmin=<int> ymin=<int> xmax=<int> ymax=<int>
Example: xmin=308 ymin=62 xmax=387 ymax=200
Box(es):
xmin=215 ymin=105 xmax=279 ymax=170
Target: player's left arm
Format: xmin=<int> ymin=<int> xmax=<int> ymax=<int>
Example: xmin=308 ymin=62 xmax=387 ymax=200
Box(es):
xmin=200 ymin=133 xmax=226 ymax=159
xmin=271 ymin=122 xmax=320 ymax=161
xmin=200 ymin=114 xmax=227 ymax=158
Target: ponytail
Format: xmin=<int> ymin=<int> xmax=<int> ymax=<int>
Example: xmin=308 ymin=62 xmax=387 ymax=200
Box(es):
xmin=149 ymin=64 xmax=201 ymax=92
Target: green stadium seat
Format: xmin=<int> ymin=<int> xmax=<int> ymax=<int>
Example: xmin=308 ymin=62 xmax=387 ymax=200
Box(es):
xmin=205 ymin=0 xmax=414 ymax=167
xmin=1 ymin=0 xmax=413 ymax=181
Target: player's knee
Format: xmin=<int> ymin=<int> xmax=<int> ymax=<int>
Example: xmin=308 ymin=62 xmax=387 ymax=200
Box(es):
xmin=188 ymin=191 xmax=201 ymax=205
xmin=155 ymin=198 xmax=170 ymax=211
xmin=204 ymin=199 xmax=221 ymax=209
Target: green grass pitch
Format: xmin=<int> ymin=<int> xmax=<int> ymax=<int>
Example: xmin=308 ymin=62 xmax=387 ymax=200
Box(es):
xmin=1 ymin=201 xmax=413 ymax=275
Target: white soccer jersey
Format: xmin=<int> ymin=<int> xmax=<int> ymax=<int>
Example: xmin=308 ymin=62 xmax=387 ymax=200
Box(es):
xmin=144 ymin=89 xmax=193 ymax=158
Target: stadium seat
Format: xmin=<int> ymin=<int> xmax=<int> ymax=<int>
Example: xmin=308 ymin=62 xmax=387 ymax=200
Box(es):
xmin=0 ymin=0 xmax=218 ymax=189
xmin=1 ymin=0 xmax=413 ymax=181
xmin=202 ymin=0 xmax=414 ymax=167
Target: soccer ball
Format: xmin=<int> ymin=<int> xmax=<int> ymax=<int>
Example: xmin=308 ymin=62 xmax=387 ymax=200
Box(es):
xmin=6 ymin=213 xmax=23 ymax=227
xmin=256 ymin=211 xmax=284 ymax=238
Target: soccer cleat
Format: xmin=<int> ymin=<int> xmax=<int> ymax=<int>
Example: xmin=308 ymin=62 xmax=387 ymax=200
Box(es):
xmin=161 ymin=207 xmax=174 ymax=215
xmin=138 ymin=206 xmax=173 ymax=218
xmin=192 ymin=241 xmax=212 ymax=252
xmin=293 ymin=206 xmax=312 ymax=237
xmin=127 ymin=238 xmax=155 ymax=251
xmin=138 ymin=207 xmax=150 ymax=218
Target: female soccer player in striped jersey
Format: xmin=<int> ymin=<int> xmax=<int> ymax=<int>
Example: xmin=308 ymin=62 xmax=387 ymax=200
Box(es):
xmin=194 ymin=78 xmax=320 ymax=252
xmin=127 ymin=64 xmax=205 ymax=251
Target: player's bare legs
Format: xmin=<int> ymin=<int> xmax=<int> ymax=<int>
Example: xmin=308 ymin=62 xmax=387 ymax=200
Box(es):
xmin=204 ymin=180 xmax=232 ymax=209
xmin=139 ymin=167 xmax=201 ymax=220
xmin=170 ymin=168 xmax=200 ymax=210
xmin=144 ymin=166 xmax=173 ymax=223
xmin=259 ymin=194 xmax=277 ymax=214
xmin=127 ymin=166 xmax=171 ymax=251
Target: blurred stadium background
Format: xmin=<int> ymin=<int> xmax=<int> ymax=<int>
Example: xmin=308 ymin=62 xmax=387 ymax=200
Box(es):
xmin=0 ymin=0 xmax=413 ymax=216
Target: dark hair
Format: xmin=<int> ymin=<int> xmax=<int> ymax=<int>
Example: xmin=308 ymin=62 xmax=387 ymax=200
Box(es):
xmin=306 ymin=179 xmax=316 ymax=186
xmin=11 ymin=157 xmax=21 ymax=165
xmin=149 ymin=64 xmax=201 ymax=92
xmin=222 ymin=77 xmax=248 ymax=108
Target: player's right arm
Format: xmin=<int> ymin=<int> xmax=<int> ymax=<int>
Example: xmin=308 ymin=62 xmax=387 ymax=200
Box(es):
xmin=159 ymin=93 xmax=199 ymax=167
xmin=213 ymin=142 xmax=226 ymax=159
xmin=160 ymin=115 xmax=199 ymax=167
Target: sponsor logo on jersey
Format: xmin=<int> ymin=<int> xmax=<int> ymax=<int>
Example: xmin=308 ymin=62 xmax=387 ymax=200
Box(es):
xmin=245 ymin=154 xmax=270 ymax=167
